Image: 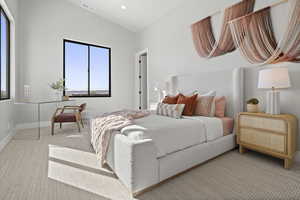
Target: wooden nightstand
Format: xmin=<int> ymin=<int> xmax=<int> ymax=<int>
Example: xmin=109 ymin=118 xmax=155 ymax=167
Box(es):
xmin=237 ymin=112 xmax=298 ymax=169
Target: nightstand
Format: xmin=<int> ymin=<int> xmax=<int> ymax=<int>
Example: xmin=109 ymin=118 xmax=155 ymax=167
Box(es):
xmin=237 ymin=112 xmax=298 ymax=169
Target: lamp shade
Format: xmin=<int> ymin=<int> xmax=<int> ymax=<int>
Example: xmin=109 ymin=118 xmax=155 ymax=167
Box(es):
xmin=258 ymin=67 xmax=291 ymax=89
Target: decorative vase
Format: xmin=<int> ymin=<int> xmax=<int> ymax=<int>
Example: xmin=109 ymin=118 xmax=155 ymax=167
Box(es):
xmin=247 ymin=104 xmax=259 ymax=113
xmin=53 ymin=90 xmax=62 ymax=100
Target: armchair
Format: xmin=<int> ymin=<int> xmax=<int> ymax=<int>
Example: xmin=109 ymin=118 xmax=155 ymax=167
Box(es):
xmin=51 ymin=103 xmax=86 ymax=135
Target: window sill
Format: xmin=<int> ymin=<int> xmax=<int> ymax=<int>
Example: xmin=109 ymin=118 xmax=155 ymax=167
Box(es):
xmin=68 ymin=95 xmax=111 ymax=98
xmin=0 ymin=99 xmax=12 ymax=104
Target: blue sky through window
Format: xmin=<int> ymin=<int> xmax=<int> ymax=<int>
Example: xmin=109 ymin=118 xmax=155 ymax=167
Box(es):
xmin=65 ymin=42 xmax=88 ymax=93
xmin=64 ymin=41 xmax=110 ymax=96
xmin=1 ymin=11 xmax=8 ymax=98
xmin=90 ymin=46 xmax=109 ymax=91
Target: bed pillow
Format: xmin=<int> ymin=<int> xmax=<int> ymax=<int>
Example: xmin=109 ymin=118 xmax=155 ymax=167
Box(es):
xmin=201 ymin=91 xmax=216 ymax=97
xmin=194 ymin=96 xmax=215 ymax=117
xmin=215 ymin=96 xmax=226 ymax=117
xmin=176 ymin=90 xmax=198 ymax=96
xmin=177 ymin=93 xmax=198 ymax=116
xmin=196 ymin=91 xmax=216 ymax=117
xmin=202 ymin=91 xmax=216 ymax=117
xmin=162 ymin=94 xmax=179 ymax=104
xmin=156 ymin=103 xmax=185 ymax=119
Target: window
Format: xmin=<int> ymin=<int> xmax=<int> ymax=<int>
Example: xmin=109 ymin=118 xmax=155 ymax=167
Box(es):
xmin=0 ymin=8 xmax=10 ymax=100
xmin=63 ymin=39 xmax=111 ymax=97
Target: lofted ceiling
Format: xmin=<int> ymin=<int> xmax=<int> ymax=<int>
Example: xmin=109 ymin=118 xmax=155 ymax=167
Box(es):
xmin=66 ymin=0 xmax=186 ymax=32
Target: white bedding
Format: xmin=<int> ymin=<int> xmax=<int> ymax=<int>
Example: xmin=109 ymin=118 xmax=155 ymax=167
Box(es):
xmin=183 ymin=116 xmax=224 ymax=142
xmin=121 ymin=114 xmax=224 ymax=158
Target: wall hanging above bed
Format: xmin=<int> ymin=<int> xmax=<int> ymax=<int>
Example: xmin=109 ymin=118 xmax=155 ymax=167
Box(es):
xmin=191 ymin=0 xmax=255 ymax=58
xmin=229 ymin=0 xmax=300 ymax=65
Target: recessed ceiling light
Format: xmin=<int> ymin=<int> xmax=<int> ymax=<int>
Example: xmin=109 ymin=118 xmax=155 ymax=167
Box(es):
xmin=121 ymin=5 xmax=127 ymax=10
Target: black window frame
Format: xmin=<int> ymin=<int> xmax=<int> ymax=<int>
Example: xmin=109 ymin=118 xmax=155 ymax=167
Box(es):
xmin=0 ymin=7 xmax=10 ymax=101
xmin=63 ymin=39 xmax=111 ymax=98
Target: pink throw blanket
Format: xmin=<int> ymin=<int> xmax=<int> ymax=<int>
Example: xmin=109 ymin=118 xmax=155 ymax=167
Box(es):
xmin=91 ymin=109 xmax=150 ymax=166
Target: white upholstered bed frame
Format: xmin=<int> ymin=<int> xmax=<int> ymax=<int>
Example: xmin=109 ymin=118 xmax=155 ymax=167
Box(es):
xmin=105 ymin=68 xmax=244 ymax=196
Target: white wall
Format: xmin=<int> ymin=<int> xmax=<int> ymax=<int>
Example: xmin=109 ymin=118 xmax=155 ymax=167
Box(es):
xmin=0 ymin=0 xmax=18 ymax=144
xmin=137 ymin=0 xmax=300 ymax=149
xmin=16 ymin=0 xmax=137 ymax=124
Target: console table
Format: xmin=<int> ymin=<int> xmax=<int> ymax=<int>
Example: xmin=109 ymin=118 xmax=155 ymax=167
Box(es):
xmin=15 ymin=100 xmax=75 ymax=139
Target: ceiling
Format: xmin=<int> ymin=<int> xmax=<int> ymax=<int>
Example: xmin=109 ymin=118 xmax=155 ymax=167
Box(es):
xmin=66 ymin=0 xmax=186 ymax=32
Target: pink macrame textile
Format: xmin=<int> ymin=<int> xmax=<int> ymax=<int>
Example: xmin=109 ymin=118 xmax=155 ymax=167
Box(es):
xmin=191 ymin=0 xmax=255 ymax=58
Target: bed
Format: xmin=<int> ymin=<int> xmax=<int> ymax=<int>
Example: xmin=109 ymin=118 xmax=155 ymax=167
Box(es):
xmin=90 ymin=67 xmax=244 ymax=197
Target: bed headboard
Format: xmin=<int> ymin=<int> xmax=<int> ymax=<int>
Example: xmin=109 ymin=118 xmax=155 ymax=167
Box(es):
xmin=166 ymin=68 xmax=244 ymax=118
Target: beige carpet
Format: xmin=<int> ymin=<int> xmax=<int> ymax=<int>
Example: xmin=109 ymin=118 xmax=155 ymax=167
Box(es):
xmin=0 ymin=125 xmax=300 ymax=200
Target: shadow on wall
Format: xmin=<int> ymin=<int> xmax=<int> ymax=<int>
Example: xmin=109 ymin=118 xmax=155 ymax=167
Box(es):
xmin=281 ymin=69 xmax=300 ymax=113
xmin=243 ymin=67 xmax=266 ymax=112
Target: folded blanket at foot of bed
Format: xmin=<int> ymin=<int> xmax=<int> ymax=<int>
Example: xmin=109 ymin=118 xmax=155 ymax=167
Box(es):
xmin=91 ymin=109 xmax=150 ymax=166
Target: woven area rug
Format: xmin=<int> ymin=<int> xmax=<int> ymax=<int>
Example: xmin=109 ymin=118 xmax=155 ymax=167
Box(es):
xmin=0 ymin=126 xmax=299 ymax=200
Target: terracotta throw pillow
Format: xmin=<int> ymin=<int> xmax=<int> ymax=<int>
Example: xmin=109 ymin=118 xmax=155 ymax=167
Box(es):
xmin=194 ymin=96 xmax=214 ymax=117
xmin=162 ymin=94 xmax=179 ymax=104
xmin=177 ymin=93 xmax=198 ymax=116
xmin=215 ymin=96 xmax=226 ymax=117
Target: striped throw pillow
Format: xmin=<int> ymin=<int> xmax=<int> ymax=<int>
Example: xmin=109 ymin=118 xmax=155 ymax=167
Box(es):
xmin=156 ymin=103 xmax=185 ymax=119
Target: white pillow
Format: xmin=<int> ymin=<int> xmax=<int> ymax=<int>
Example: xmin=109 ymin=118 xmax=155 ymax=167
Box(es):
xmin=156 ymin=103 xmax=185 ymax=119
xmin=176 ymin=90 xmax=198 ymax=96
xmin=201 ymin=90 xmax=216 ymax=97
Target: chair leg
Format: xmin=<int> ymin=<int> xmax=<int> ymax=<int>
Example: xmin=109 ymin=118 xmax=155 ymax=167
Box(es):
xmin=51 ymin=122 xmax=55 ymax=136
xmin=60 ymin=123 xmax=62 ymax=129
xmin=81 ymin=119 xmax=84 ymax=128
xmin=76 ymin=121 xmax=81 ymax=132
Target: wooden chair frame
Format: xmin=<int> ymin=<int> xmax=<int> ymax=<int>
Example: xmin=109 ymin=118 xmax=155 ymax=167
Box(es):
xmin=51 ymin=105 xmax=85 ymax=135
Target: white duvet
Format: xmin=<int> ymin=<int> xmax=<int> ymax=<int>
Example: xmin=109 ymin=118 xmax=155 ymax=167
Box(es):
xmin=121 ymin=114 xmax=224 ymax=158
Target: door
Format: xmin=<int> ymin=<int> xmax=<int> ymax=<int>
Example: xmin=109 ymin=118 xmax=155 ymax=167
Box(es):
xmin=139 ymin=54 xmax=148 ymax=110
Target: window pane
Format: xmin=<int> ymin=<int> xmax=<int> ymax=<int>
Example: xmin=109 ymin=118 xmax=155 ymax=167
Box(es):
xmin=64 ymin=42 xmax=89 ymax=96
xmin=90 ymin=46 xmax=110 ymax=96
xmin=1 ymin=11 xmax=9 ymax=99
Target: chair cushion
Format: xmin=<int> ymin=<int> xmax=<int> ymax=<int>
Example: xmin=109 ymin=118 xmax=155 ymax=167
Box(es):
xmin=54 ymin=113 xmax=77 ymax=122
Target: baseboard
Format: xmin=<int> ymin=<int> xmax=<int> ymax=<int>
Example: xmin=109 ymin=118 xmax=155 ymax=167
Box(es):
xmin=0 ymin=129 xmax=16 ymax=152
xmin=16 ymin=121 xmax=51 ymax=130
xmin=295 ymin=151 xmax=300 ymax=163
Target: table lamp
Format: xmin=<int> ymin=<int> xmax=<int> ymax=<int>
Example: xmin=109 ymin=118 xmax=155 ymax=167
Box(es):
xmin=258 ymin=67 xmax=291 ymax=115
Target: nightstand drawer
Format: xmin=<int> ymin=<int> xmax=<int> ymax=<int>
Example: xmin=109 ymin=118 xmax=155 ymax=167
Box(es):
xmin=240 ymin=128 xmax=285 ymax=153
xmin=240 ymin=115 xmax=287 ymax=134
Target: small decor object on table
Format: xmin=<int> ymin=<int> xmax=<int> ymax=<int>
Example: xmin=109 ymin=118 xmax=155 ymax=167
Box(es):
xmin=246 ymin=98 xmax=259 ymax=113
xmin=237 ymin=112 xmax=298 ymax=169
xmin=49 ymin=79 xmax=67 ymax=100
xmin=62 ymin=95 xmax=69 ymax=101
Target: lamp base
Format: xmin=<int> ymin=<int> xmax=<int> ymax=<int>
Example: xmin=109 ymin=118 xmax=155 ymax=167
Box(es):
xmin=266 ymin=90 xmax=280 ymax=115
